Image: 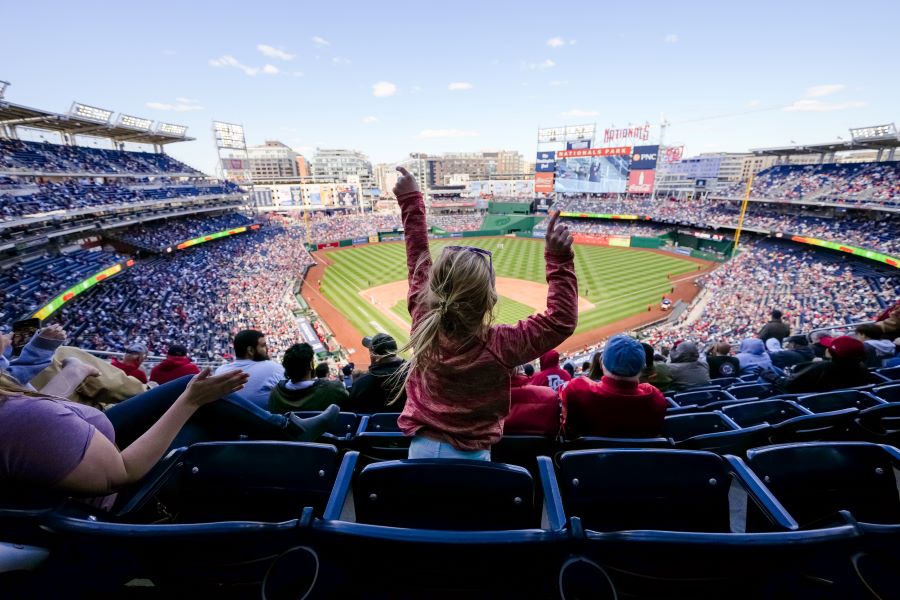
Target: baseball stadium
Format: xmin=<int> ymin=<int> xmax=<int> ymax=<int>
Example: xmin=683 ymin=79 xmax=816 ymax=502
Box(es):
xmin=3 ymin=1 xmax=900 ymax=597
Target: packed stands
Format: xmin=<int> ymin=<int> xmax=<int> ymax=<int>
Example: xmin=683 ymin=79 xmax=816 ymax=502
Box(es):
xmin=638 ymin=238 xmax=900 ymax=350
xmin=54 ymin=227 xmax=314 ymax=360
xmin=0 ymin=178 xmax=241 ymax=221
xmin=554 ymin=195 xmax=900 ymax=256
xmin=0 ymin=139 xmax=201 ymax=175
xmin=718 ymin=161 xmax=900 ymax=206
xmin=427 ymin=212 xmax=485 ymax=232
xmin=0 ymin=248 xmax=127 ymax=327
xmin=114 ymin=212 xmax=255 ymax=252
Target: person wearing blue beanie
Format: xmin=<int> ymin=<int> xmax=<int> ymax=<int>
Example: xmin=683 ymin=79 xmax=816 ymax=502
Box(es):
xmin=560 ymin=335 xmax=668 ymax=439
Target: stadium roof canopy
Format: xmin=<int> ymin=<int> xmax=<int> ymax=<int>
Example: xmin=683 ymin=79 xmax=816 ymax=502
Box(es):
xmin=0 ymin=100 xmax=194 ymax=145
xmin=751 ymin=138 xmax=900 ymax=157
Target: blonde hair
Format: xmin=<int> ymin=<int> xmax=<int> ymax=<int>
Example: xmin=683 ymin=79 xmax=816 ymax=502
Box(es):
xmin=390 ymin=247 xmax=497 ymax=403
xmin=0 ymin=372 xmax=43 ymax=399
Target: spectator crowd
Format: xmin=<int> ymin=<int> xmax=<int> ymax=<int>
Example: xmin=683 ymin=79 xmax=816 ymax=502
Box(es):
xmin=116 ymin=213 xmax=255 ymax=252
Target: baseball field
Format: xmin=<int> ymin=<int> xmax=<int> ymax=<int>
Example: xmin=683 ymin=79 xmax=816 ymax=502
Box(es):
xmin=316 ymin=237 xmax=706 ymax=350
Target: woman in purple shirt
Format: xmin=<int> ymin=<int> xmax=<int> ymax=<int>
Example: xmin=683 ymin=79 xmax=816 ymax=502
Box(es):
xmin=0 ymin=365 xmax=338 ymax=507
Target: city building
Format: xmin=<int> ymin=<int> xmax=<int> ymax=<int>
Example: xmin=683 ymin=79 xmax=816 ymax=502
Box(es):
xmin=312 ymin=148 xmax=374 ymax=188
xmin=406 ymin=150 xmax=527 ymax=188
xmin=247 ymin=140 xmax=301 ymax=181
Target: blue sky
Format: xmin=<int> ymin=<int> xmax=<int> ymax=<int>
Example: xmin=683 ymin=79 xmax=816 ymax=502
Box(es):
xmin=2 ymin=0 xmax=898 ymax=175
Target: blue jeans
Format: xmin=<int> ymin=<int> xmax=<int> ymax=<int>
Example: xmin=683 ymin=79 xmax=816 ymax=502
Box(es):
xmin=104 ymin=375 xmax=290 ymax=450
xmin=408 ymin=434 xmax=490 ymax=461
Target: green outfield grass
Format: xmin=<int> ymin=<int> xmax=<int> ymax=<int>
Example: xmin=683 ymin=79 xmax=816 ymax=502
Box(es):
xmin=319 ymin=237 xmax=701 ymax=347
xmin=390 ymin=295 xmax=536 ymax=326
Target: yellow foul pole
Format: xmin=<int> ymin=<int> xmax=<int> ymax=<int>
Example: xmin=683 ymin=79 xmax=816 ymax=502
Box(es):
xmin=732 ymin=172 xmax=754 ymax=257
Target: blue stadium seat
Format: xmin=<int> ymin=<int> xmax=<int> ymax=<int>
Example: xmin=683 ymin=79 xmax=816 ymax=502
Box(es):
xmin=359 ymin=412 xmax=401 ymax=432
xmin=722 ymin=399 xmax=809 ymax=427
xmin=675 ymin=423 xmax=771 ymax=456
xmin=769 ymin=409 xmax=859 ymax=443
xmin=746 ymin=442 xmax=900 ymax=530
xmin=873 ymin=384 xmax=900 ymax=404
xmin=664 ymin=411 xmax=739 ymax=442
xmin=709 ymin=377 xmax=740 ymax=388
xmin=875 ymin=366 xmax=900 ymax=381
xmin=491 ymin=435 xmax=559 ymax=472
xmin=853 ymin=403 xmax=900 ymax=445
xmin=796 ymin=390 xmax=884 ymax=413
xmin=671 ymin=389 xmax=738 ymax=408
xmin=727 ymin=383 xmax=774 ymax=401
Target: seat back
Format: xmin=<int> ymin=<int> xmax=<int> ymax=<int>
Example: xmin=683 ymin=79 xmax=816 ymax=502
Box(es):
xmin=168 ymin=442 xmax=339 ymax=523
xmin=490 ymin=435 xmax=558 ymax=471
xmin=354 ymin=432 xmax=411 ymax=463
xmin=709 ymin=377 xmax=740 ymax=388
xmin=722 ymin=400 xmax=808 ymax=427
xmin=354 ymin=459 xmax=535 ymax=530
xmin=664 ymin=412 xmax=736 ymax=442
xmin=676 ymin=424 xmax=771 ymax=456
xmin=797 ymin=391 xmax=883 ymax=414
xmin=362 ymin=413 xmax=402 ymax=433
xmin=671 ymin=389 xmax=737 ymax=408
xmin=876 ymin=366 xmax=900 ymax=381
xmin=747 ymin=442 xmax=900 ymax=527
xmin=558 ymin=449 xmax=734 ymax=532
xmin=727 ymin=383 xmax=774 ymax=401
xmin=769 ymin=409 xmax=858 ymax=443
xmin=855 ymin=403 xmax=900 ymax=439
xmin=873 ymin=384 xmax=900 ymax=404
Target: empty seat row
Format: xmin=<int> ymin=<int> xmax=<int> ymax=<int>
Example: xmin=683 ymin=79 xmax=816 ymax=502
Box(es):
xmin=4 ymin=441 xmax=898 ymax=597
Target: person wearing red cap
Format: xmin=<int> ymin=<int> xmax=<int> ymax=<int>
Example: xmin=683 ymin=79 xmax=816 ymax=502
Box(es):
xmin=764 ymin=335 xmax=878 ymax=394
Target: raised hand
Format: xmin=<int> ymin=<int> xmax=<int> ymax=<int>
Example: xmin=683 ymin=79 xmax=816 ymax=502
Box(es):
xmin=545 ymin=210 xmax=573 ymax=255
xmin=183 ymin=368 xmax=249 ymax=407
xmin=38 ymin=324 xmax=67 ymax=342
xmin=393 ymin=166 xmax=420 ymax=197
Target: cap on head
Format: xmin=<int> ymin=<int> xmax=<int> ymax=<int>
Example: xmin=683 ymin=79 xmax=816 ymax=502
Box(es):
xmin=785 ymin=335 xmax=808 ymax=347
xmin=362 ymin=333 xmax=398 ymax=355
xmin=826 ymin=336 xmax=865 ymax=362
xmin=126 ymin=343 xmax=147 ymax=354
xmin=167 ymin=344 xmax=187 ymax=357
xmin=602 ymin=335 xmax=646 ymax=377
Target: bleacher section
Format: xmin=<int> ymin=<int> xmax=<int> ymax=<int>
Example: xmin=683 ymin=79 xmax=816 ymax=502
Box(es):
xmin=0 ymin=139 xmax=200 ymax=175
xmin=0 ymin=249 xmax=126 ymax=325
xmin=113 ymin=212 xmax=254 ymax=252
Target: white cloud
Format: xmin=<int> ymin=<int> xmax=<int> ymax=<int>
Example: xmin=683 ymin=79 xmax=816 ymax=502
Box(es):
xmin=417 ymin=129 xmax=479 ymax=139
xmin=372 ymin=81 xmax=397 ymax=97
xmin=257 ymin=44 xmax=295 ymax=61
xmin=549 ymin=80 xmax=569 ymax=87
xmin=312 ymin=36 xmax=330 ymax=46
xmin=361 ymin=116 xmax=378 ymax=124
xmin=332 ymin=56 xmax=351 ymax=65
xmin=783 ymin=99 xmax=867 ymax=112
xmin=210 ymin=55 xmax=278 ymax=76
xmin=523 ymin=59 xmax=556 ymax=70
xmin=805 ymin=84 xmax=845 ymax=98
xmin=210 ymin=55 xmax=259 ymax=76
xmin=448 ymin=82 xmax=473 ymax=91
xmin=145 ymin=98 xmax=204 ymax=112
xmin=546 ymin=37 xmax=565 ymax=48
xmin=561 ymin=108 xmax=598 ymax=117
xmin=664 ymin=33 xmax=679 ymax=43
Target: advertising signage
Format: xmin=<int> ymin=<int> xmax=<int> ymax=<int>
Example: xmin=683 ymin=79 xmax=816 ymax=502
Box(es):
xmin=555 ymin=147 xmax=632 ymax=194
xmin=630 ymin=145 xmax=660 ymax=170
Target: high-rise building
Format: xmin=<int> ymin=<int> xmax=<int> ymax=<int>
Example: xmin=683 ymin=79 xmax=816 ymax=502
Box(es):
xmin=312 ymin=148 xmax=374 ymax=187
xmin=408 ymin=150 xmax=526 ymax=187
xmin=374 ymin=163 xmax=400 ymax=198
xmin=295 ymin=155 xmax=311 ymax=177
xmin=247 ymin=140 xmax=300 ymax=181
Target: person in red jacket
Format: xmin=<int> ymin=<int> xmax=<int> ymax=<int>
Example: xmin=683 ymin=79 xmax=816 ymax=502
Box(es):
xmin=530 ymin=349 xmax=572 ymax=391
xmin=150 ymin=344 xmax=201 ymax=385
xmin=504 ymin=371 xmax=561 ymax=437
xmin=392 ymin=167 xmax=578 ymax=460
xmin=110 ymin=343 xmax=149 ymax=384
xmin=560 ymin=334 xmax=667 ymax=440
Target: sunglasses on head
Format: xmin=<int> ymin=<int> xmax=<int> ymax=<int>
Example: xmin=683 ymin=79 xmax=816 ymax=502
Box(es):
xmin=444 ymin=245 xmax=493 ymax=271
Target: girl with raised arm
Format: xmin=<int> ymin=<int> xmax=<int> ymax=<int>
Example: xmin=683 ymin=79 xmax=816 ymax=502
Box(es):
xmin=391 ymin=166 xmax=578 ymax=459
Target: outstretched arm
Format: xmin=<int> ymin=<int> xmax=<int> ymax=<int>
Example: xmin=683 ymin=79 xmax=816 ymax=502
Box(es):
xmin=394 ymin=166 xmax=431 ymax=323
xmin=493 ymin=211 xmax=578 ymax=366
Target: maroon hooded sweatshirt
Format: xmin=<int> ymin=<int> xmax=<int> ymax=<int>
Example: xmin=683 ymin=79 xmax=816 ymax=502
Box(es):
xmin=149 ymin=355 xmax=201 ymax=385
xmin=505 ymin=374 xmax=561 ymax=437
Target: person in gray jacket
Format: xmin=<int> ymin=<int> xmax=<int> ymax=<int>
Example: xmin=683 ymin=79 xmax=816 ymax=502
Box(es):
xmin=667 ymin=341 xmax=710 ymax=391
